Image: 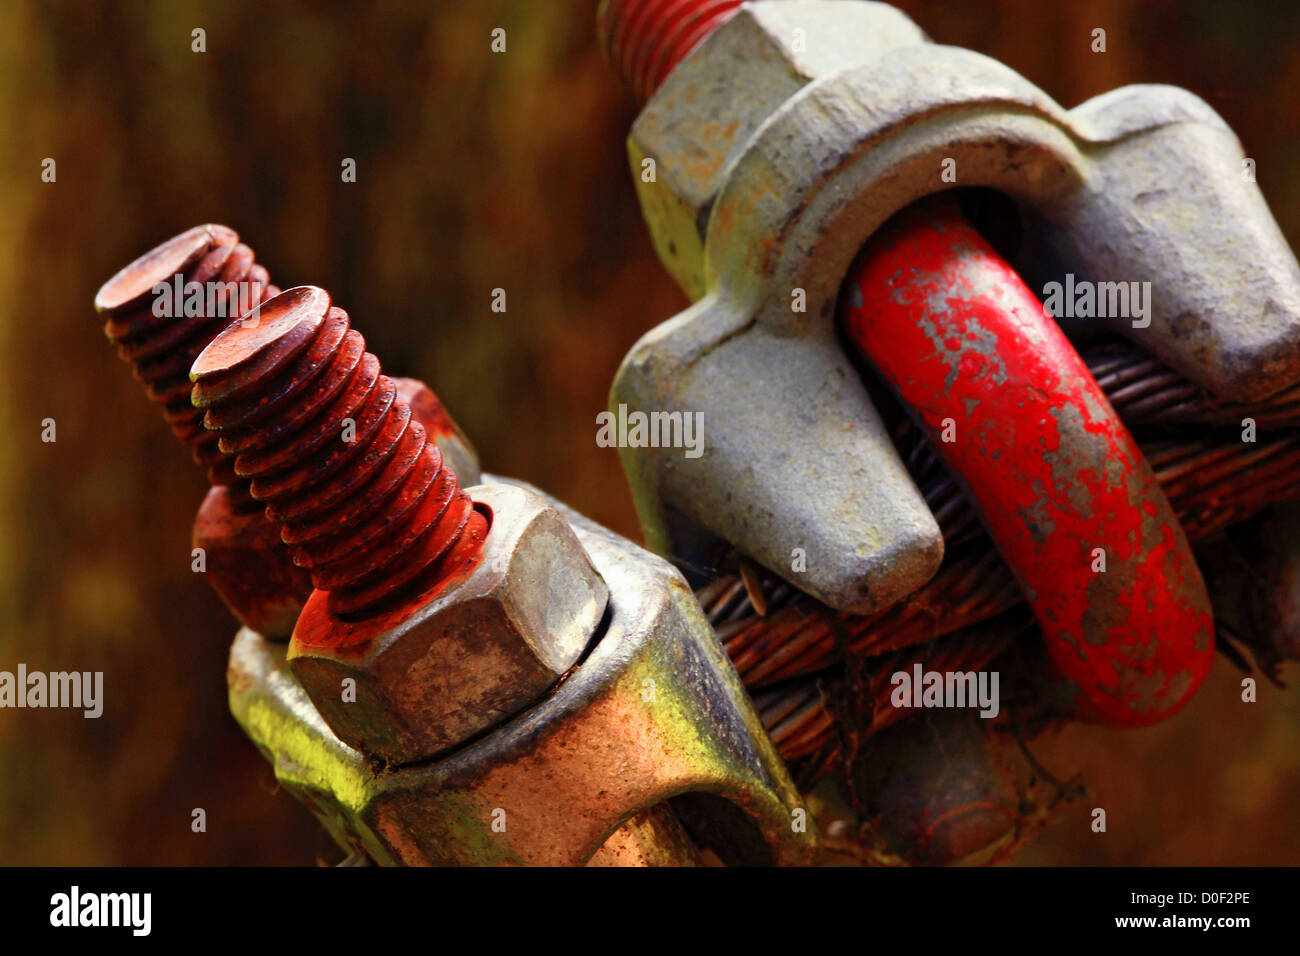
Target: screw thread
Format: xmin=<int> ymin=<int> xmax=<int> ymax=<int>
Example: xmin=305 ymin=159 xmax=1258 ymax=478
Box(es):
xmin=95 ymin=224 xmax=278 ymax=505
xmin=598 ymin=0 xmax=745 ymax=105
xmin=190 ymin=286 xmax=487 ymax=618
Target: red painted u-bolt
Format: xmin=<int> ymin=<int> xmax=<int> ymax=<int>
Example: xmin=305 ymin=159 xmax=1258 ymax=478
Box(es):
xmin=603 ymin=0 xmax=1216 ymax=724
xmin=841 ymin=201 xmax=1214 ymax=725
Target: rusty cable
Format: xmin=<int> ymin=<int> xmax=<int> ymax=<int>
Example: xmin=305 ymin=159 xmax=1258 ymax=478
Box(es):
xmin=699 ymin=339 xmax=1300 ymax=770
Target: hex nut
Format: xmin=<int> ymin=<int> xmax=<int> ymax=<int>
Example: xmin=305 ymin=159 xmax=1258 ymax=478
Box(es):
xmin=288 ymin=483 xmax=609 ymax=764
xmin=229 ymin=477 xmax=814 ymax=866
xmin=629 ymin=0 xmax=927 ymax=298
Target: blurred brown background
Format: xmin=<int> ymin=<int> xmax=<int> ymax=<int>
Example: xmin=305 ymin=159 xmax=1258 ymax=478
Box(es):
xmin=0 ymin=0 xmax=1296 ymax=865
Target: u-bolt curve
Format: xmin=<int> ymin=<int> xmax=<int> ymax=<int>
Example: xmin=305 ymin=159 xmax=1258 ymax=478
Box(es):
xmin=602 ymin=0 xmax=1216 ymax=725
xmin=840 ymin=201 xmax=1213 ymax=725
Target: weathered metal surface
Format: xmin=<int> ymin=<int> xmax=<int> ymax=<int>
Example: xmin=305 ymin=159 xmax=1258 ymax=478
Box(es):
xmin=844 ymin=201 xmax=1213 ymax=726
xmin=632 ymin=1 xmax=1300 ymax=401
xmin=585 ymin=804 xmax=702 ymax=866
xmin=227 ymin=476 xmax=813 ymax=866
xmin=200 ymin=285 xmax=807 ymax=864
xmin=624 ymin=1 xmax=928 ymax=299
xmin=614 ymin=0 xmax=1300 ymax=620
xmin=229 ymin=634 xmax=701 ymax=866
xmin=612 ymin=1 xmax=942 ymax=617
xmin=289 ymin=483 xmax=608 ymax=764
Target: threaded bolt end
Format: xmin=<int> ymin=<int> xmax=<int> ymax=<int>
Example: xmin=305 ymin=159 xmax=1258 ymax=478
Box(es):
xmin=598 ymin=0 xmax=745 ymax=105
xmin=190 ymin=285 xmax=487 ymax=618
xmin=95 ymin=224 xmax=278 ymax=504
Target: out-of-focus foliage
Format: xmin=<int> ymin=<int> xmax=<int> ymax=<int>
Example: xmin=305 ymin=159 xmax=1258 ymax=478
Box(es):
xmin=0 ymin=0 xmax=1295 ymax=864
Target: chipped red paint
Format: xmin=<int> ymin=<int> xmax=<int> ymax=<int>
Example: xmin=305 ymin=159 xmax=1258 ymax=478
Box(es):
xmin=841 ymin=200 xmax=1214 ymax=726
